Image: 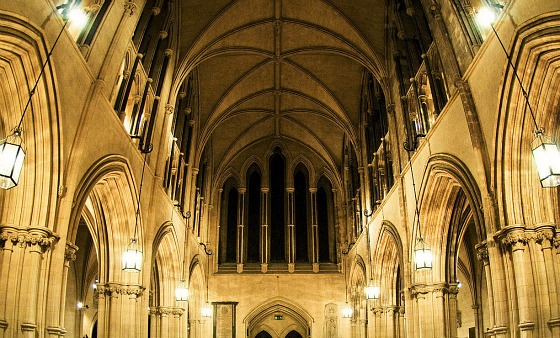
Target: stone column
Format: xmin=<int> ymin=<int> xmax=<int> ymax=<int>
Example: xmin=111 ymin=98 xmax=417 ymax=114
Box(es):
xmin=260 ymin=187 xmax=269 ymax=272
xmin=97 ymin=1 xmax=140 ymax=98
xmin=385 ymin=306 xmax=398 ymax=338
xmin=286 ymin=187 xmax=296 ymax=272
xmin=149 ymin=307 xmax=158 ymax=338
xmin=486 ymin=238 xmax=509 ymax=337
xmin=499 ymin=227 xmax=535 ymax=337
xmin=476 ymin=241 xmax=496 ymax=337
xmin=431 ymin=285 xmax=447 ymax=338
xmin=171 ymin=308 xmax=185 ymax=338
xmin=536 ymin=227 xmax=560 ymax=333
xmin=0 ymin=226 xmax=58 ymax=338
xmin=372 ymin=307 xmax=383 ymax=337
xmin=96 ymin=283 xmax=145 ymax=338
xmin=46 ymin=242 xmax=78 ymax=337
xmin=310 ymin=187 xmax=319 ymax=272
xmin=159 ymin=307 xmax=171 ymax=338
xmin=236 ymin=188 xmax=246 ymax=273
xmin=398 ymin=307 xmax=405 ymax=338
xmin=447 ymin=283 xmax=460 ymax=338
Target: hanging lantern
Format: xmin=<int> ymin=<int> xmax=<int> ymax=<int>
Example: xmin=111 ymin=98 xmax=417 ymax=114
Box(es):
xmin=342 ymin=302 xmax=353 ymax=318
xmin=122 ymin=238 xmax=142 ymax=272
xmin=202 ymin=303 xmax=212 ymax=317
xmin=0 ymin=131 xmax=25 ymax=190
xmin=364 ymin=281 xmax=380 ymax=300
xmin=175 ymin=281 xmax=189 ymax=301
xmin=414 ymin=237 xmax=433 ymax=270
xmin=532 ymin=131 xmax=560 ymax=187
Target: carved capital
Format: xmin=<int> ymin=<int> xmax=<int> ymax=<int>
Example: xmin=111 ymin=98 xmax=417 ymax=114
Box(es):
xmin=371 ymin=307 xmax=384 ymax=316
xmin=498 ymin=227 xmax=529 ymax=249
xmin=554 ymin=233 xmax=560 ymax=249
xmin=386 ymin=104 xmax=395 ymax=115
xmin=165 ymin=104 xmax=174 ymax=115
xmin=124 ymin=2 xmax=137 ymax=16
xmin=65 ymin=242 xmax=79 ymax=261
xmin=536 ymin=227 xmax=554 ymax=249
xmin=430 ymin=3 xmax=441 ymax=19
xmin=475 ymin=241 xmax=489 ymax=262
xmin=0 ymin=226 xmax=59 ymax=251
xmin=95 ymin=283 xmax=145 ymax=297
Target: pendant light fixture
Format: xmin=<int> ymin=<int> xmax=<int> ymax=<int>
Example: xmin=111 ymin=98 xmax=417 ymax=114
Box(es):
xmin=122 ymin=151 xmax=150 ymax=272
xmin=0 ymin=6 xmax=86 ymax=190
xmin=363 ymin=212 xmax=380 ymax=300
xmin=404 ymin=142 xmax=433 ymax=271
xmin=477 ymin=5 xmax=560 ymax=187
xmin=175 ymin=211 xmax=191 ymax=301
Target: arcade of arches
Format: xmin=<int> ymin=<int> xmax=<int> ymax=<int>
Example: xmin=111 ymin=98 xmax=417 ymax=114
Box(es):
xmin=0 ymin=0 xmax=560 ymax=337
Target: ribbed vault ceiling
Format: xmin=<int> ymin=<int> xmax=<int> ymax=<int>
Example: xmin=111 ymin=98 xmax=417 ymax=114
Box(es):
xmin=175 ymin=0 xmax=388 ymax=177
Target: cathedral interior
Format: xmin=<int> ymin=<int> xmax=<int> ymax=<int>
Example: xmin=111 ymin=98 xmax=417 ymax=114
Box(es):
xmin=1 ymin=0 xmax=560 ymax=337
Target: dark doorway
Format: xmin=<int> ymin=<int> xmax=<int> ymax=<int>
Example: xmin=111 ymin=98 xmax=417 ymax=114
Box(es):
xmin=256 ymin=331 xmax=273 ymax=338
xmin=285 ymin=331 xmax=303 ymax=338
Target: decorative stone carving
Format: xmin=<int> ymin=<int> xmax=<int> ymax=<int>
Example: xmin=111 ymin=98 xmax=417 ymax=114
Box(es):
xmin=324 ymin=303 xmax=338 ymax=338
xmin=164 ymin=104 xmax=174 ymax=115
xmin=496 ymin=225 xmax=532 ymax=250
xmin=95 ymin=283 xmax=145 ymax=297
xmin=124 ymin=2 xmax=137 ymax=16
xmin=475 ymin=241 xmax=489 ymax=262
xmin=386 ymin=104 xmax=395 ymax=115
xmin=0 ymin=226 xmax=59 ymax=250
xmin=535 ymin=226 xmax=554 ymax=249
xmin=65 ymin=242 xmax=78 ymax=261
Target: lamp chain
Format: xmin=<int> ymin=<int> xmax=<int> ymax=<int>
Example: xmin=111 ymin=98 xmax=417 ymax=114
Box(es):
xmin=404 ymin=143 xmax=423 ymax=241
xmin=133 ymin=152 xmax=148 ymax=240
xmin=16 ymin=20 xmax=70 ymax=132
xmin=489 ymin=23 xmax=539 ymax=131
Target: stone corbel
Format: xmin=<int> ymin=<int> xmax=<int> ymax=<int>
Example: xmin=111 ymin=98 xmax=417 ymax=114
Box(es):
xmin=65 ymin=242 xmax=79 ymax=261
xmin=475 ymin=240 xmax=489 ymax=263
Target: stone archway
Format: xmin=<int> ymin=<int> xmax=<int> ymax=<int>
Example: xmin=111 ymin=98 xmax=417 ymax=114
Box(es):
xmin=244 ymin=297 xmax=312 ymax=338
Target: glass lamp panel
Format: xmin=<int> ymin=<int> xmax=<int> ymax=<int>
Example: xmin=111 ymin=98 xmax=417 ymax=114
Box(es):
xmin=342 ymin=304 xmax=353 ymax=318
xmin=0 ymin=140 xmax=25 ymax=190
xmin=175 ymin=283 xmax=189 ymax=301
xmin=532 ymin=135 xmax=560 ymax=187
xmin=122 ymin=247 xmax=142 ymax=272
xmin=414 ymin=242 xmax=433 ymax=270
xmin=365 ymin=284 xmax=380 ymax=300
xmin=202 ymin=304 xmax=212 ymax=317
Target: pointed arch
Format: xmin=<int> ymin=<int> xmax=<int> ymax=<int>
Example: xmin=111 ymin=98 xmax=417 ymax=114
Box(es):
xmin=0 ymin=11 xmax=61 ymax=233
xmin=416 ymin=153 xmax=485 ymax=282
xmin=495 ymin=11 xmax=560 ymax=228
